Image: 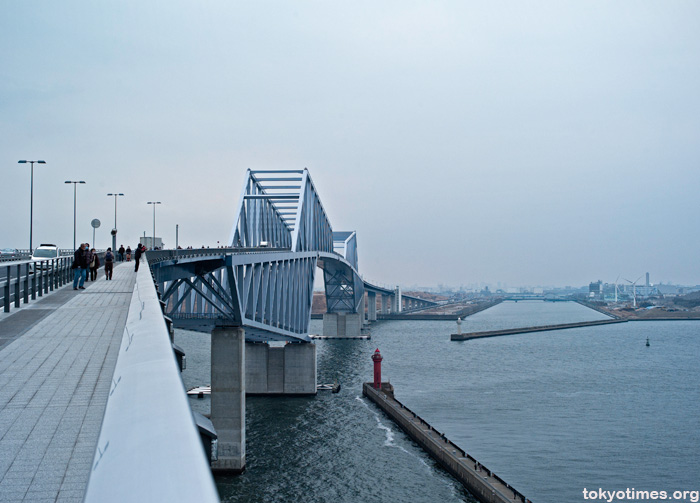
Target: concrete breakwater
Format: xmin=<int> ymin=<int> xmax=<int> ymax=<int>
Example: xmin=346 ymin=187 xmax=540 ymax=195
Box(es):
xmin=450 ymin=318 xmax=627 ymax=341
xmin=455 ymin=299 xmax=503 ymax=318
xmin=311 ymin=300 xmax=502 ymax=321
xmin=363 ymin=382 xmax=531 ymax=503
xmin=573 ymin=300 xmax=623 ymax=319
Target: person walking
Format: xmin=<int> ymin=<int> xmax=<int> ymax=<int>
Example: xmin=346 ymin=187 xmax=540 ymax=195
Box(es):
xmin=134 ymin=243 xmax=144 ymax=272
xmin=72 ymin=243 xmax=88 ymax=290
xmin=89 ymin=248 xmax=100 ymax=281
xmin=84 ymin=245 xmax=93 ymax=282
xmin=104 ymin=247 xmax=114 ymax=280
xmin=126 ymin=246 xmax=132 ymax=262
xmin=118 ymin=244 xmax=125 ymax=262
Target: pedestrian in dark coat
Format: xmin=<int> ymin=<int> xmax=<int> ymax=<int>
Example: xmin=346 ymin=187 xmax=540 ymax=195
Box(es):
xmin=134 ymin=243 xmax=144 ymax=272
xmin=72 ymin=243 xmax=88 ymax=290
xmin=104 ymin=248 xmax=114 ymax=280
xmin=84 ymin=246 xmax=93 ymax=282
xmin=89 ymin=248 xmax=100 ymax=281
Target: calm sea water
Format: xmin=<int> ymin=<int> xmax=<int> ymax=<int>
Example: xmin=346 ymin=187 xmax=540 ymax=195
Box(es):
xmin=176 ymin=301 xmax=700 ymax=503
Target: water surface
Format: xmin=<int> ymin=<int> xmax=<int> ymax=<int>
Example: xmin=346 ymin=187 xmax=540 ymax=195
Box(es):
xmin=176 ymin=301 xmax=700 ymax=502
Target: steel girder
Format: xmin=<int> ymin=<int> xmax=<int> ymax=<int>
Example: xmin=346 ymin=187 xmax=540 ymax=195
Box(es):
xmin=318 ymin=255 xmax=364 ymax=314
xmin=151 ymin=250 xmax=364 ymax=341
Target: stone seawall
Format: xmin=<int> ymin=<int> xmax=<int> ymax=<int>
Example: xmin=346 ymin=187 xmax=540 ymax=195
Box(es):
xmin=451 ymin=318 xmax=626 ymax=341
xmin=363 ymin=383 xmax=531 ymax=503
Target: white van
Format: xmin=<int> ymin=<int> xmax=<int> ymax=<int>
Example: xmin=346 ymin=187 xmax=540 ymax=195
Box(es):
xmin=30 ymin=244 xmax=60 ymax=272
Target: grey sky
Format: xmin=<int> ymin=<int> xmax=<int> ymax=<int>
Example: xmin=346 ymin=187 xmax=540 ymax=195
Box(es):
xmin=2 ymin=1 xmax=699 ymax=288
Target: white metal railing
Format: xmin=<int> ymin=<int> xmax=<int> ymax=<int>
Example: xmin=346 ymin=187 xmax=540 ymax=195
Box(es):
xmin=84 ymin=262 xmax=219 ymax=503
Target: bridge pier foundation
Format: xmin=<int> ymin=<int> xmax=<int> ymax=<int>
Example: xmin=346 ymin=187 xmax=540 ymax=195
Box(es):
xmin=246 ymin=342 xmax=316 ymax=395
xmin=210 ymin=326 xmax=245 ymax=474
xmin=322 ymin=312 xmax=362 ymax=337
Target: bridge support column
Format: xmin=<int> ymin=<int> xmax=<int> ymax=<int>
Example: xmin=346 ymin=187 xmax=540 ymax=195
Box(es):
xmin=246 ymin=342 xmax=316 ymax=395
xmin=322 ymin=313 xmax=362 ymax=337
xmin=380 ymin=295 xmax=389 ymax=314
xmin=391 ymin=286 xmax=402 ymax=313
xmin=368 ymin=292 xmax=377 ymax=322
xmin=210 ymin=326 xmax=245 ymax=474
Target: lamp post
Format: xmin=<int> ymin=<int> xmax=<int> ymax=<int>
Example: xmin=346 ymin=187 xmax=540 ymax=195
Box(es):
xmin=65 ymin=181 xmax=86 ymax=250
xmin=147 ymin=201 xmax=161 ymax=249
xmin=18 ymin=160 xmax=47 ymax=252
xmin=107 ymin=193 xmax=124 ymax=252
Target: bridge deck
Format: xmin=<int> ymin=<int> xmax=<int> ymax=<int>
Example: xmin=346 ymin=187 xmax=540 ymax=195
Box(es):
xmin=0 ymin=262 xmax=134 ymax=502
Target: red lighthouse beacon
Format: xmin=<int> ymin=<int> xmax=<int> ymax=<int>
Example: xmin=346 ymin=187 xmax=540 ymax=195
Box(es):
xmin=371 ymin=348 xmax=383 ymax=389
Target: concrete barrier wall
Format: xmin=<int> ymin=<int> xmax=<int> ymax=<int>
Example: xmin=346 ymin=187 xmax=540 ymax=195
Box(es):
xmin=84 ymin=264 xmax=219 ymax=503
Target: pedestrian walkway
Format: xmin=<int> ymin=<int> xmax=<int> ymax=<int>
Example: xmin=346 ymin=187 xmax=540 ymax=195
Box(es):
xmin=0 ymin=263 xmax=135 ymax=502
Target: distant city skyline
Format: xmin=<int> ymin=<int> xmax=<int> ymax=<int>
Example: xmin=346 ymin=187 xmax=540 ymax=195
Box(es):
xmin=2 ymin=2 xmax=700 ymax=288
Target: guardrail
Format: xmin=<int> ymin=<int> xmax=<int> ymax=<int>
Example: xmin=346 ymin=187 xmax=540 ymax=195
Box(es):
xmin=1 ymin=258 xmax=73 ymax=312
xmin=0 ymin=249 xmax=77 ymax=262
xmin=145 ymin=246 xmax=289 ymax=265
xmin=0 ymin=253 xmax=29 ymax=263
xmin=84 ymin=258 xmax=219 ymax=502
xmin=1 ymin=253 xmax=109 ymax=313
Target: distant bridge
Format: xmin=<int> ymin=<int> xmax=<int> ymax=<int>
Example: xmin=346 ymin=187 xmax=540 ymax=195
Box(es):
xmin=501 ymin=293 xmax=567 ymax=302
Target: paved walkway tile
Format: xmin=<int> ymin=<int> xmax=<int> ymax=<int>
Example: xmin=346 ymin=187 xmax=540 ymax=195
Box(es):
xmin=0 ymin=263 xmax=136 ymax=502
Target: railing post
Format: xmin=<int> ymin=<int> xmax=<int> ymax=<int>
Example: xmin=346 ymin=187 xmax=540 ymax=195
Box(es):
xmin=3 ymin=265 xmax=10 ymax=312
xmin=49 ymin=260 xmax=55 ymax=291
xmin=31 ymin=263 xmax=37 ymax=300
xmin=37 ymin=267 xmax=43 ymax=297
xmin=43 ymin=263 xmax=49 ymax=295
xmin=14 ymin=264 xmax=20 ymax=308
xmin=23 ymin=263 xmax=29 ymax=304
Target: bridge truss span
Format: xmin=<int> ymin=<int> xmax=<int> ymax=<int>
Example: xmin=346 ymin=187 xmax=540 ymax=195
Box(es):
xmin=228 ymin=169 xmax=334 ymax=253
xmin=150 ymin=169 xmax=365 ymax=342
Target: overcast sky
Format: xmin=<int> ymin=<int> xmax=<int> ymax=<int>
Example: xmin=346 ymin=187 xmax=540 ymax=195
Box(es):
xmin=2 ymin=2 xmax=699 ymax=288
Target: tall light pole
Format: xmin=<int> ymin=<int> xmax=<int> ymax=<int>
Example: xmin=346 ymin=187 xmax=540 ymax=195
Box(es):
xmin=65 ymin=181 xmax=86 ymax=250
xmin=147 ymin=201 xmax=161 ymax=249
xmin=107 ymin=193 xmax=124 ymax=251
xmin=18 ymin=160 xmax=47 ymax=252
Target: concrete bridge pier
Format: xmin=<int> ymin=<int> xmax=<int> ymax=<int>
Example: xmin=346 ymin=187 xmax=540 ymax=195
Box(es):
xmin=367 ymin=291 xmax=377 ymax=322
xmin=381 ymin=295 xmax=389 ymax=314
xmin=322 ymin=312 xmax=362 ymax=337
xmin=246 ymin=341 xmax=316 ymax=394
xmin=391 ymin=286 xmax=402 ymax=313
xmin=210 ymin=326 xmax=245 ymax=474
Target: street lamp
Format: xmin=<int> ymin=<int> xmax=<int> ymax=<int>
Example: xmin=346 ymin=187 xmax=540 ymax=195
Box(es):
xmin=65 ymin=181 xmax=86 ymax=250
xmin=107 ymin=193 xmax=124 ymax=252
xmin=18 ymin=160 xmax=47 ymax=252
xmin=147 ymin=201 xmax=161 ymax=249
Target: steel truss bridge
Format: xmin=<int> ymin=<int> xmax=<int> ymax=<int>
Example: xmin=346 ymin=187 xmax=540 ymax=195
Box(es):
xmin=148 ymin=169 xmax=436 ymax=342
